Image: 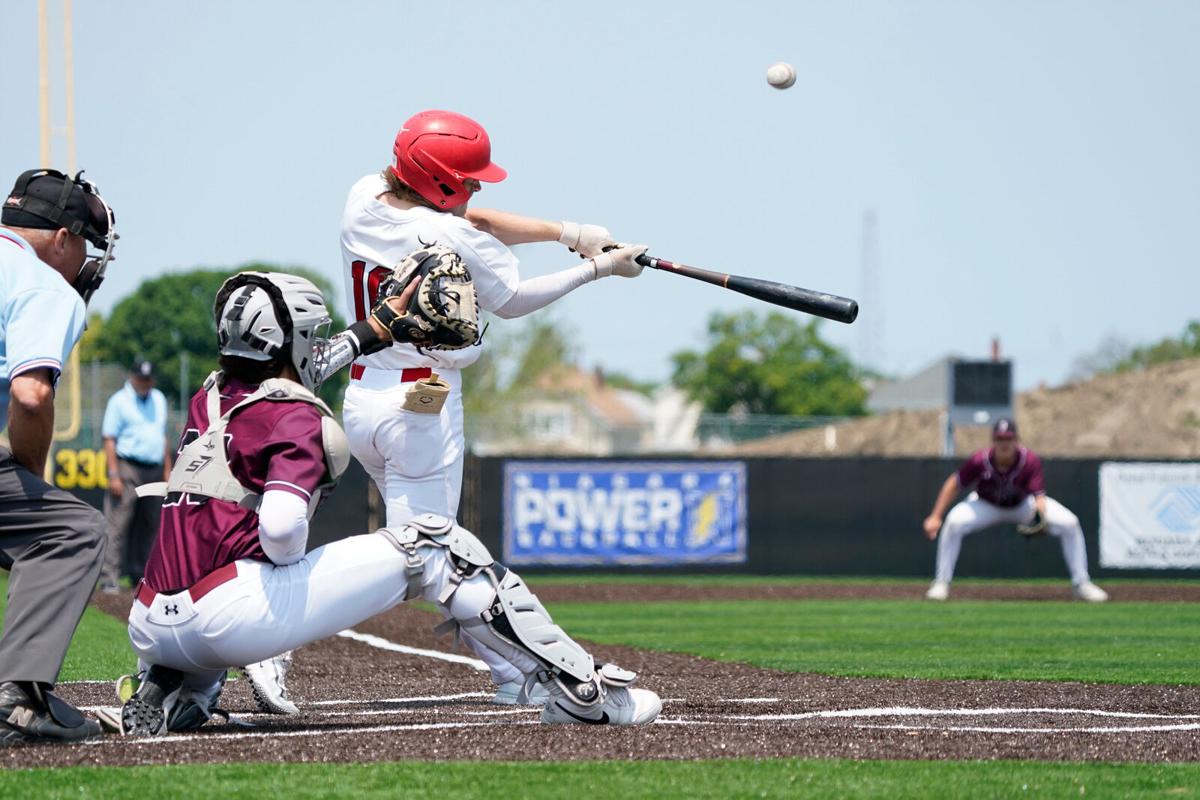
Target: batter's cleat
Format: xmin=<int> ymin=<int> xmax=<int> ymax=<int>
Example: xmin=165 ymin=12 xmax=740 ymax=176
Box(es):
xmin=0 ymin=681 xmax=102 ymax=746
xmin=243 ymin=652 xmax=299 ymax=715
xmin=925 ymin=581 xmax=950 ymax=601
xmin=493 ymin=679 xmax=551 ymax=706
xmin=541 ymin=686 xmax=662 ymax=726
xmin=119 ymin=665 xmax=185 ymax=736
xmin=1073 ymin=581 xmax=1109 ymax=603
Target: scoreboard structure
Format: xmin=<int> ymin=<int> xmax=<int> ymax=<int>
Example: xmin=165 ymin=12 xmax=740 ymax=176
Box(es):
xmin=944 ymin=359 xmax=1014 ymax=455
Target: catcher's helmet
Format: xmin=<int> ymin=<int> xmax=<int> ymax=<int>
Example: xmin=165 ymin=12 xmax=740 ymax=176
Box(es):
xmin=214 ymin=272 xmax=331 ymax=391
xmin=391 ymin=110 xmax=507 ymax=209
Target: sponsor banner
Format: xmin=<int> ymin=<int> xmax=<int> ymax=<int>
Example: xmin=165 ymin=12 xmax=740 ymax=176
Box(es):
xmin=503 ymin=461 xmax=747 ymax=566
xmin=1099 ymin=462 xmax=1200 ymax=569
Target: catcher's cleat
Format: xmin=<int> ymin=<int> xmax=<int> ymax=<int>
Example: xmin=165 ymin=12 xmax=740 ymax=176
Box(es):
xmin=541 ymin=685 xmax=662 ymax=726
xmin=1073 ymin=581 xmax=1109 ymax=603
xmin=925 ymin=581 xmax=950 ymax=601
xmin=119 ymin=665 xmax=184 ymax=736
xmin=492 ymin=679 xmax=551 ymax=706
xmin=243 ymin=653 xmax=299 ymax=715
xmin=0 ymin=681 xmax=102 ymax=746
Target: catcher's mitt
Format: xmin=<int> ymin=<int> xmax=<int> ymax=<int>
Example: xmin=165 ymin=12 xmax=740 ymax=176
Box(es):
xmin=1017 ymin=510 xmax=1047 ymax=538
xmin=371 ymin=244 xmax=480 ymax=350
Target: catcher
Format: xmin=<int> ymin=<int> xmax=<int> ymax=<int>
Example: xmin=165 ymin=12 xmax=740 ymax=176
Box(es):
xmin=922 ymin=418 xmax=1107 ymax=602
xmin=112 ymin=264 xmax=661 ymax=735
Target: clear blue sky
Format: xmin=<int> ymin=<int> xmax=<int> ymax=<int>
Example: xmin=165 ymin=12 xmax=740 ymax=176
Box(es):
xmin=2 ymin=0 xmax=1197 ymax=390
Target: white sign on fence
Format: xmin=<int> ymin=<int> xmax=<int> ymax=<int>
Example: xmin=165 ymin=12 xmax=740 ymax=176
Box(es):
xmin=1099 ymin=462 xmax=1200 ymax=569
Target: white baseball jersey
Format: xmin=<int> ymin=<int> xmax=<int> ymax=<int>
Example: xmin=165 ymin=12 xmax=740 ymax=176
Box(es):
xmin=339 ymin=174 xmax=520 ymax=372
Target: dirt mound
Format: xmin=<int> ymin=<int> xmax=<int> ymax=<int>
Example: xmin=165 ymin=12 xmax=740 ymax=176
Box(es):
xmin=735 ymin=358 xmax=1200 ymax=458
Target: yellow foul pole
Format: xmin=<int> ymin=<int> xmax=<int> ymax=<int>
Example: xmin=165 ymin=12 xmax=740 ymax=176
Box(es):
xmin=58 ymin=0 xmax=83 ymax=442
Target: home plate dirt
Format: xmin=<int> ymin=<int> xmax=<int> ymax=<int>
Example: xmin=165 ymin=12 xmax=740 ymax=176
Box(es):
xmin=7 ymin=586 xmax=1199 ymax=768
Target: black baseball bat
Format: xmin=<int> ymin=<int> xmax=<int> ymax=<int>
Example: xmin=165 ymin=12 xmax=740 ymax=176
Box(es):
xmin=635 ymin=254 xmax=859 ymax=324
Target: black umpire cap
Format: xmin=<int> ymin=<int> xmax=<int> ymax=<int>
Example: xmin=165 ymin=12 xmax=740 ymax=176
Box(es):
xmin=131 ymin=360 xmax=155 ymax=379
xmin=2 ymin=169 xmax=113 ymax=249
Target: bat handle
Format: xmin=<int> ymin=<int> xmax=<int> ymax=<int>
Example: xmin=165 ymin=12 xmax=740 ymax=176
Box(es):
xmin=635 ymin=254 xmax=655 ymax=268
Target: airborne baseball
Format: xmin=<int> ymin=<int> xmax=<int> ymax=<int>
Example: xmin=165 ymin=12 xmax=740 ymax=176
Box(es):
xmin=766 ymin=61 xmax=796 ymax=89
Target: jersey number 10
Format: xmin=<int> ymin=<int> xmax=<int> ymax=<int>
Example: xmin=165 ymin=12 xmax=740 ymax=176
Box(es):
xmin=350 ymin=260 xmax=392 ymax=322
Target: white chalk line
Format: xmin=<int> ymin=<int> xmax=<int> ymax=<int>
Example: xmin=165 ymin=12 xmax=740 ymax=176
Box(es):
xmin=84 ymin=718 xmax=540 ymax=746
xmin=336 ymin=629 xmax=489 ymax=671
xmin=857 ymin=723 xmax=1200 ymax=734
xmin=308 ymin=691 xmax=492 ymax=706
xmin=727 ymin=706 xmax=1200 ymax=722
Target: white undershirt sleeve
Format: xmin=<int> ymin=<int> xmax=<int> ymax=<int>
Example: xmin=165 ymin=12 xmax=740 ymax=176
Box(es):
xmin=492 ymin=262 xmax=596 ymax=320
xmin=257 ymin=489 xmax=311 ymax=565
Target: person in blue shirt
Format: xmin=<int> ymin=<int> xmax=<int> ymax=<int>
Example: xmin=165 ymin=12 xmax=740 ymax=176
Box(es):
xmin=0 ymin=168 xmax=116 ymax=745
xmin=99 ymin=360 xmax=172 ymax=594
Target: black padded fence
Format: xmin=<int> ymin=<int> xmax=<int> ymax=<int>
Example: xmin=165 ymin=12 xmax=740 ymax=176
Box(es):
xmin=69 ymin=456 xmax=1196 ymax=579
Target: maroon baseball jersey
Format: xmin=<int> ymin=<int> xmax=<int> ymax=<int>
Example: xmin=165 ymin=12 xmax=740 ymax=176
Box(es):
xmin=956 ymin=446 xmax=1046 ymax=508
xmin=143 ymin=377 xmax=327 ymax=593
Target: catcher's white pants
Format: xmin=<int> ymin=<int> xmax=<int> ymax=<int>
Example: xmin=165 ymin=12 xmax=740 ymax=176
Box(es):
xmin=341 ymin=367 xmax=520 ymax=684
xmin=933 ymin=493 xmax=1091 ymax=585
xmin=127 ymin=533 xmax=541 ymax=698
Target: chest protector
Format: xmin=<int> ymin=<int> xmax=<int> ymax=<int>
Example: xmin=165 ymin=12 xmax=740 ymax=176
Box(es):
xmin=137 ymin=371 xmax=350 ymax=516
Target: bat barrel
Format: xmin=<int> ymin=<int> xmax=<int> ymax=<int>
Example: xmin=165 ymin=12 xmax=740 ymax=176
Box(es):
xmin=637 ymin=254 xmax=859 ymax=324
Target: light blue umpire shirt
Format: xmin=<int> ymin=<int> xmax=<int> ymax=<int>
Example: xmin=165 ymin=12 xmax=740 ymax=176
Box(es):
xmin=102 ymin=381 xmax=168 ymax=465
xmin=0 ymin=228 xmax=87 ymax=436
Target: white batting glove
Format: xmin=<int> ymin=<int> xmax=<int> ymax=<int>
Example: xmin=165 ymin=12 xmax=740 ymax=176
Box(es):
xmin=558 ymin=221 xmax=616 ymax=258
xmin=591 ymin=244 xmax=649 ymax=279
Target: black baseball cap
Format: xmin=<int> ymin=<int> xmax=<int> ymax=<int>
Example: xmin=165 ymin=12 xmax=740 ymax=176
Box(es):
xmin=2 ymin=169 xmax=113 ymax=249
xmin=992 ymin=418 xmax=1019 ymax=440
xmin=131 ymin=360 xmax=154 ymax=378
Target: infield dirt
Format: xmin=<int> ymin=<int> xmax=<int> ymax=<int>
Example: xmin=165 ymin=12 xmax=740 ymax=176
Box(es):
xmin=6 ymin=583 xmax=1197 ymax=769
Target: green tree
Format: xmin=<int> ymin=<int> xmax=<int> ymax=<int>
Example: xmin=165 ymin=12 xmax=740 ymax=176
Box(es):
xmin=1112 ymin=321 xmax=1200 ymax=373
xmin=85 ymin=265 xmax=347 ymax=408
xmin=670 ymin=310 xmax=867 ymax=416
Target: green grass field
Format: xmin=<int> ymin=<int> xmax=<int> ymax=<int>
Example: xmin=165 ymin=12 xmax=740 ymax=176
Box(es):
xmin=2 ymin=574 xmax=1198 ymax=796
xmin=3 ymin=759 xmax=1200 ymax=800
xmin=550 ymin=598 xmax=1200 ymax=684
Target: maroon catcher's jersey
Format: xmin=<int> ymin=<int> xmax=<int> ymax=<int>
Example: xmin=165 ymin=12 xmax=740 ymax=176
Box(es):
xmin=143 ymin=377 xmax=327 ymax=593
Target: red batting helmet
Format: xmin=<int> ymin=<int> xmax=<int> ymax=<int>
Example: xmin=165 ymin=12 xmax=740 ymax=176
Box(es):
xmin=391 ymin=110 xmax=507 ymax=209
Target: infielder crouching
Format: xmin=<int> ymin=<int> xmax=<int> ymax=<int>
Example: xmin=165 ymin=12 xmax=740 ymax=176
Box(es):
xmin=923 ymin=418 xmax=1108 ymax=602
xmin=112 ymin=269 xmax=660 ymax=735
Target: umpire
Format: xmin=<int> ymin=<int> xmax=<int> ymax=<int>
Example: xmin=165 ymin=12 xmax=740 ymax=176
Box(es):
xmin=0 ymin=168 xmax=117 ymax=745
xmin=99 ymin=359 xmax=171 ymax=593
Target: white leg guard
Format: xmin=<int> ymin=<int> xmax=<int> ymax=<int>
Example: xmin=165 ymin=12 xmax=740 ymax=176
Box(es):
xmin=379 ymin=516 xmax=631 ymax=707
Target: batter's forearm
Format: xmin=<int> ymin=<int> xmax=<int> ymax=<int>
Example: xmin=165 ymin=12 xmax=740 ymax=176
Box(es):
xmin=466 ymin=208 xmax=560 ymax=245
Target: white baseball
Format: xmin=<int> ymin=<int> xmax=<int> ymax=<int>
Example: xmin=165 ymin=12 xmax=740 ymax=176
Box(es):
xmin=766 ymin=61 xmax=796 ymax=90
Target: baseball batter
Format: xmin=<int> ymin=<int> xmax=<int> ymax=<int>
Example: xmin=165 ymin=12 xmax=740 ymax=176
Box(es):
xmin=923 ymin=418 xmax=1108 ymax=602
xmin=115 ymin=270 xmax=661 ymax=734
xmin=334 ymin=109 xmax=646 ymax=703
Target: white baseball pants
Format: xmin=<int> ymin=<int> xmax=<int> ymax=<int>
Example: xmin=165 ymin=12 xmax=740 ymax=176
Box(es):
xmin=933 ymin=493 xmax=1092 ymax=585
xmin=127 ymin=533 xmax=542 ymax=699
xmin=342 ymin=367 xmax=520 ymax=684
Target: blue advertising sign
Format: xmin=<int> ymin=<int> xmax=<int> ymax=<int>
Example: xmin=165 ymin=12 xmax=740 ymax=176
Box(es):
xmin=503 ymin=461 xmax=747 ymax=566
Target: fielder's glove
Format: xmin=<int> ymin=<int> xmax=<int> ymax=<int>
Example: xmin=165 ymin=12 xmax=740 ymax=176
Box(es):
xmin=1017 ymin=511 xmax=1048 ymax=538
xmin=371 ymin=244 xmax=481 ymax=350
